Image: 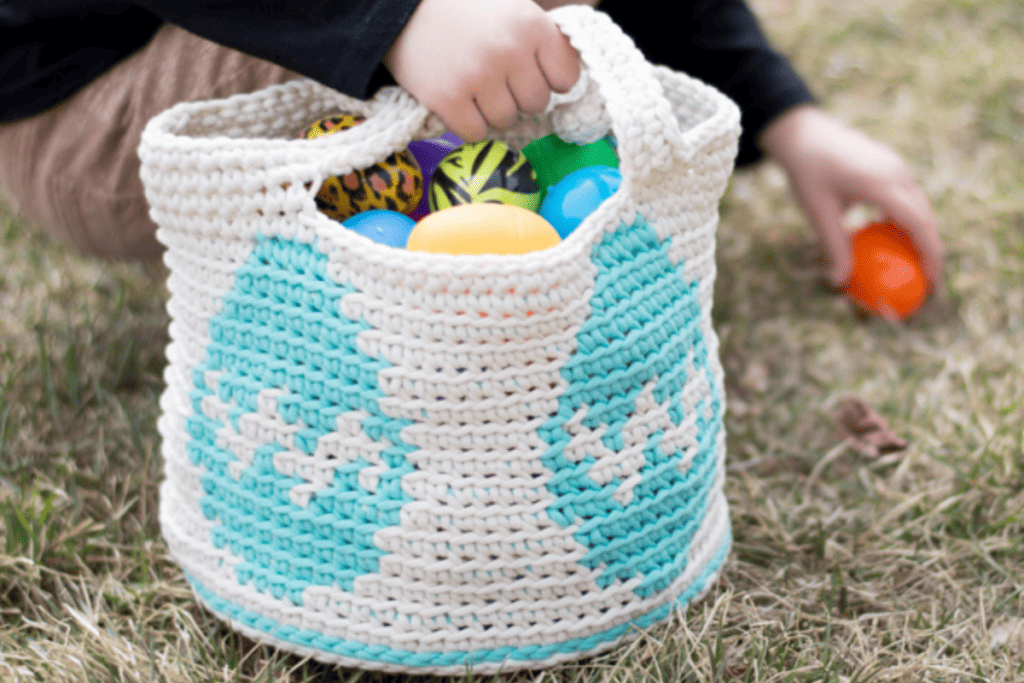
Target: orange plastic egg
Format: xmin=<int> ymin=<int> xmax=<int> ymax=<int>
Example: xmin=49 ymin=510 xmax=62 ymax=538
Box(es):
xmin=843 ymin=220 xmax=929 ymax=319
xmin=406 ymin=203 xmax=561 ymax=255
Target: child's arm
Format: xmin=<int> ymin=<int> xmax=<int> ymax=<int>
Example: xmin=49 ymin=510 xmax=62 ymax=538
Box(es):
xmin=128 ymin=0 xmax=581 ymax=142
xmin=597 ymin=0 xmax=943 ymax=289
xmin=760 ymin=105 xmax=943 ymax=287
xmin=130 ymin=0 xmax=422 ymax=100
xmin=382 ymin=0 xmax=582 ymax=142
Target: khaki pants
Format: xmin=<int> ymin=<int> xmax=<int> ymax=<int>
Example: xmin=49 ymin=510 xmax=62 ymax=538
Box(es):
xmin=0 ymin=25 xmax=301 ymax=260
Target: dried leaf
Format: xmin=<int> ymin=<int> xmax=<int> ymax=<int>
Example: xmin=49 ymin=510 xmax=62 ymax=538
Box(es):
xmin=834 ymin=396 xmax=908 ymax=457
xmin=990 ymin=617 xmax=1024 ymax=656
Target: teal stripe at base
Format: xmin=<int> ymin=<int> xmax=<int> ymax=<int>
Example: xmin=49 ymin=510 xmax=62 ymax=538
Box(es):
xmin=184 ymin=527 xmax=731 ymax=672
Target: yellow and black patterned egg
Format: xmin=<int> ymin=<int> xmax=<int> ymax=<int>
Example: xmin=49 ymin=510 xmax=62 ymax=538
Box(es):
xmin=300 ymin=114 xmax=424 ymax=221
xmin=428 ymin=140 xmax=541 ymax=213
xmin=314 ymin=150 xmax=424 ymax=221
xmin=301 ymin=113 xmax=364 ymax=139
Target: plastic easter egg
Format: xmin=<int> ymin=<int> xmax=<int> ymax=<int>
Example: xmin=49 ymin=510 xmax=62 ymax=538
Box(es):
xmin=440 ymin=132 xmax=463 ymax=145
xmin=301 ymin=113 xmax=365 ymax=139
xmin=300 ymin=114 xmax=423 ymax=221
xmin=341 ymin=209 xmax=416 ymax=248
xmin=539 ymin=165 xmax=622 ymax=239
xmin=406 ymin=203 xmax=560 ymax=255
xmin=314 ymin=150 xmax=423 ymax=221
xmin=521 ymin=133 xmax=619 ymax=201
xmin=406 ymin=136 xmax=458 ymax=220
xmin=843 ymin=220 xmax=929 ymax=319
xmin=428 ymin=140 xmax=541 ymax=213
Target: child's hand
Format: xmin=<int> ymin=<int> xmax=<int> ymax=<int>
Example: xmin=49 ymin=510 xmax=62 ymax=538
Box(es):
xmin=383 ymin=0 xmax=581 ymax=142
xmin=760 ymin=105 xmax=944 ymax=289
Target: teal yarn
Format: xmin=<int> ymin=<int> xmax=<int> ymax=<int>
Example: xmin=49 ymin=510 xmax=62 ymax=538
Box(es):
xmin=537 ymin=216 xmax=722 ymax=599
xmin=187 ymin=235 xmax=415 ymax=599
xmin=183 ymin=529 xmax=730 ymax=670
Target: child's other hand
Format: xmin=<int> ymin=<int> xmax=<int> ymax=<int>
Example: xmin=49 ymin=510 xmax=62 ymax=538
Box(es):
xmin=383 ymin=0 xmax=581 ymax=142
xmin=760 ymin=105 xmax=944 ymax=289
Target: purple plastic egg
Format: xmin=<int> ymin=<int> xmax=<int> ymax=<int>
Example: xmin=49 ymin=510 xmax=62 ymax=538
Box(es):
xmin=406 ymin=136 xmax=458 ymax=220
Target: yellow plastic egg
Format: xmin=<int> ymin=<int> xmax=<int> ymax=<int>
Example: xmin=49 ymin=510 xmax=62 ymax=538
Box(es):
xmin=406 ymin=203 xmax=561 ymax=255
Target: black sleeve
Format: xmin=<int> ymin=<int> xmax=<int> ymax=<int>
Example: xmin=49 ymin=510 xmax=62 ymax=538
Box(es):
xmin=130 ymin=0 xmax=421 ymax=99
xmin=1 ymin=3 xmax=163 ymax=122
xmin=597 ymin=0 xmax=816 ymax=166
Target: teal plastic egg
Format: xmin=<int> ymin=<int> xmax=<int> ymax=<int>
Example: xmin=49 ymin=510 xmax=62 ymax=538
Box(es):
xmin=341 ymin=210 xmax=416 ymax=248
xmin=539 ymin=165 xmax=622 ymax=239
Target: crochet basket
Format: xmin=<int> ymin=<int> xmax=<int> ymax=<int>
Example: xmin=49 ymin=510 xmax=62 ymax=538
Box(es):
xmin=139 ymin=6 xmax=740 ymax=675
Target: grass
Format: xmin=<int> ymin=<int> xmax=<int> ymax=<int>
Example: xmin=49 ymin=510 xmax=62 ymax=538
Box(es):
xmin=1 ymin=0 xmax=1023 ymax=680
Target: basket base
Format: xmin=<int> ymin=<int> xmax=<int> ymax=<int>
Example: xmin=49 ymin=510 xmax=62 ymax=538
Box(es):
xmin=185 ymin=528 xmax=731 ymax=675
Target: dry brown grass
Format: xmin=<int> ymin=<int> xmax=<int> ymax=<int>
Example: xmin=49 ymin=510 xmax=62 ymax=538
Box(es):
xmin=1 ymin=0 xmax=1023 ymax=680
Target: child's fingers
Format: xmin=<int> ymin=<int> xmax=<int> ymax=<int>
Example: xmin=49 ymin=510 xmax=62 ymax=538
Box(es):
xmin=916 ymin=228 xmax=945 ymax=290
xmin=535 ymin=28 xmax=580 ymax=94
xmin=475 ymin=83 xmax=521 ymax=132
xmin=871 ymin=184 xmax=944 ymax=288
xmin=507 ymin=63 xmax=553 ymax=115
xmin=841 ymin=143 xmax=944 ymax=287
xmin=782 ymin=154 xmax=853 ymax=285
xmin=875 ymin=300 xmax=903 ymax=324
xmin=440 ymin=99 xmax=489 ymax=143
xmin=821 ymin=220 xmax=854 ymax=288
xmin=801 ymin=185 xmax=853 ymax=286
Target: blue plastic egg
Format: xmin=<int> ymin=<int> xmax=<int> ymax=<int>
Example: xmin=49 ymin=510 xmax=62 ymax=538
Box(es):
xmin=539 ymin=165 xmax=622 ymax=239
xmin=341 ymin=209 xmax=416 ymax=248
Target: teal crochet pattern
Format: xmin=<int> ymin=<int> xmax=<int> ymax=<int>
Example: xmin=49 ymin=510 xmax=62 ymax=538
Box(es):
xmin=185 ymin=236 xmax=416 ymax=603
xmin=537 ymin=216 xmax=721 ymax=600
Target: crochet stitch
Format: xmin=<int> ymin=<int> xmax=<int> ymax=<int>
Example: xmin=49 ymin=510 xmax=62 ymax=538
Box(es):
xmin=140 ymin=6 xmax=740 ymax=674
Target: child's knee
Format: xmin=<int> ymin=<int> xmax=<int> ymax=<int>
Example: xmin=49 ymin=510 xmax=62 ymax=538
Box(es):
xmin=0 ymin=104 xmax=158 ymax=260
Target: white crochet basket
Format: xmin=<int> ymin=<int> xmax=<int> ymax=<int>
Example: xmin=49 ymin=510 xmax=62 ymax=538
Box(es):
xmin=139 ymin=6 xmax=740 ymax=675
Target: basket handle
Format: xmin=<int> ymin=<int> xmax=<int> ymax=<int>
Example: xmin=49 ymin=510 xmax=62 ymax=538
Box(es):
xmin=547 ymin=5 xmax=689 ymax=181
xmin=305 ymin=6 xmax=728 ymax=197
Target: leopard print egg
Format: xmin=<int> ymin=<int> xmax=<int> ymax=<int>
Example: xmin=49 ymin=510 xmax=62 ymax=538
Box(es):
xmin=301 ymin=113 xmax=365 ymax=139
xmin=314 ymin=150 xmax=423 ymax=221
xmin=301 ymin=113 xmax=423 ymax=221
